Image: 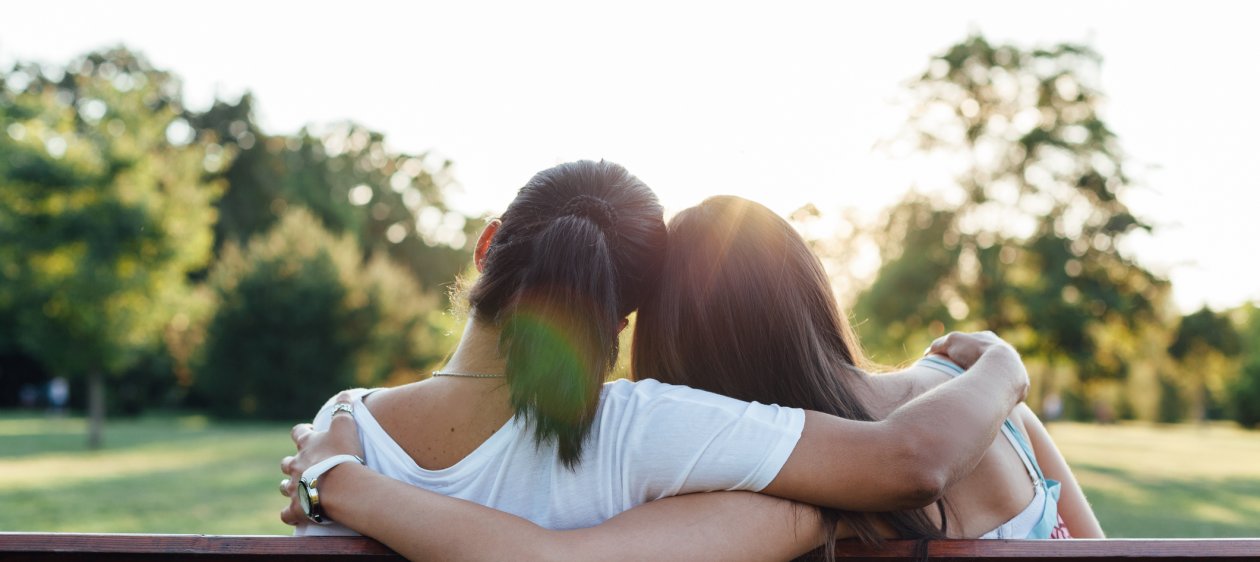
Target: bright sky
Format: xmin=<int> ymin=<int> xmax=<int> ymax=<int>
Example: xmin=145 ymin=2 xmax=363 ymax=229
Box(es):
xmin=3 ymin=0 xmax=1257 ymax=312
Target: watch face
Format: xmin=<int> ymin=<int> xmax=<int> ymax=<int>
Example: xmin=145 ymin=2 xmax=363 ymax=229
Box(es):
xmin=298 ymin=481 xmax=312 ymax=515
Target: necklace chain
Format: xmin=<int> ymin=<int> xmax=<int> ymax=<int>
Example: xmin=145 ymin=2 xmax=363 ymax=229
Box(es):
xmin=432 ymin=370 xmax=505 ymax=379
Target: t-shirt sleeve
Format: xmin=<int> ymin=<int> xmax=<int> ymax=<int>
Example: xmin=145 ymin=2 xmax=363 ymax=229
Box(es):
xmin=613 ymin=380 xmax=805 ymax=501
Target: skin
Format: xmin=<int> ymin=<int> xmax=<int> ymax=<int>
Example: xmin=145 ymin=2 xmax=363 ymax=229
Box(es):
xmin=280 ymin=332 xmax=1032 ymax=560
xmin=856 ymin=346 xmax=1103 ymax=538
xmin=1015 ymin=404 xmax=1105 ymax=537
xmin=294 ymin=459 xmax=826 ymax=562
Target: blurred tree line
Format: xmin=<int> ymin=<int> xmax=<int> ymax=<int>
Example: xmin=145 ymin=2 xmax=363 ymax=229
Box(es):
xmin=822 ymin=34 xmax=1259 ymax=426
xmin=3 ymin=37 xmax=1258 ymax=450
xmin=0 ymin=48 xmax=473 ymax=446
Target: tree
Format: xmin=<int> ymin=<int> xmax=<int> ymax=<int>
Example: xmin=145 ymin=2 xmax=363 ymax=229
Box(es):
xmin=1226 ymin=304 xmax=1260 ymax=427
xmin=0 ymin=48 xmax=221 ymax=447
xmin=1169 ymin=307 xmax=1241 ymax=421
xmin=195 ymin=209 xmax=455 ymax=420
xmin=854 ymin=34 xmax=1170 ymax=413
xmin=187 ymin=96 xmax=478 ymax=293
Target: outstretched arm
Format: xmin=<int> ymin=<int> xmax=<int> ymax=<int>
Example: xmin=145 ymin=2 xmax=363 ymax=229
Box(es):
xmin=337 ymin=470 xmax=822 ymax=561
xmin=1015 ymin=404 xmax=1105 ymax=538
xmin=286 ymin=332 xmax=1026 ymax=522
xmin=763 ymin=332 xmax=1028 ymax=511
xmin=282 ymin=408 xmax=826 ymax=561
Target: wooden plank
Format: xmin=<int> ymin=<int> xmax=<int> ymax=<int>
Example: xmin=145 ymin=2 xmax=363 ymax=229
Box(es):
xmin=839 ymin=538 xmax=1260 ymax=560
xmin=0 ymin=533 xmax=400 ymax=560
xmin=2 ymin=533 xmax=1258 ymax=560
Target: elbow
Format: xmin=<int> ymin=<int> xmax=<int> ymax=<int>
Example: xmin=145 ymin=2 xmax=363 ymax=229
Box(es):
xmin=900 ymin=465 xmax=949 ymax=509
xmin=907 ymin=463 xmax=947 ymax=506
xmin=889 ymin=434 xmax=951 ymax=509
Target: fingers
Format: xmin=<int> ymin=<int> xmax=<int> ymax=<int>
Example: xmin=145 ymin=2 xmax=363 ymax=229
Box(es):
xmin=280 ymin=502 xmax=305 ymax=526
xmin=326 ymin=407 xmax=366 ymax=458
xmin=279 ymin=472 xmax=303 ymax=525
xmin=291 ymin=423 xmax=314 ymax=446
xmin=329 ymin=405 xmax=359 ymax=432
xmin=926 ymin=332 xmax=953 ymax=355
xmin=279 ymin=389 xmax=362 ymax=528
xmin=925 ymin=331 xmax=1003 ymax=369
xmin=327 ymin=393 xmax=361 ymax=435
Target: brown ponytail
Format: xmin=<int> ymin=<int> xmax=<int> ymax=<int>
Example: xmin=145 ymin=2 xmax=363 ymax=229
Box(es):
xmin=469 ymin=161 xmax=665 ymax=467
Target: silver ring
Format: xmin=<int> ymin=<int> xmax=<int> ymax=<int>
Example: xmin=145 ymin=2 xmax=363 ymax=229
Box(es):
xmin=280 ymin=478 xmax=291 ymax=496
xmin=331 ymin=402 xmax=353 ymax=417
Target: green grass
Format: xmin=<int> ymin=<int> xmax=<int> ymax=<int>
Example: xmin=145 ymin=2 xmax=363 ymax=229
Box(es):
xmin=1 ymin=412 xmax=1257 ymax=537
xmin=1047 ymin=422 xmax=1260 ymax=538
xmin=0 ymin=412 xmax=294 ymax=534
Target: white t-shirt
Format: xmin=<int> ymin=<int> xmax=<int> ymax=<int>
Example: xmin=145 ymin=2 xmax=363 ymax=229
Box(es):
xmin=296 ymin=378 xmax=805 ymax=535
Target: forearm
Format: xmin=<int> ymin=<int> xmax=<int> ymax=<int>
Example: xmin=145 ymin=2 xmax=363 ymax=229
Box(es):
xmin=763 ymin=344 xmax=1026 ymax=511
xmin=566 ymin=492 xmax=826 ymax=561
xmin=884 ymin=346 xmax=1026 ymax=494
xmin=319 ymin=464 xmax=561 ymax=561
xmin=318 ymin=465 xmax=823 ymax=562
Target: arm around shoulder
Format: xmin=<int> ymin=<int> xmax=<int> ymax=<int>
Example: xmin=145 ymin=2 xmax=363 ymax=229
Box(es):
xmin=559 ymin=492 xmax=824 ymax=562
xmin=766 ymin=410 xmax=950 ymax=511
xmin=291 ymin=393 xmax=825 ymax=561
xmin=320 ymin=464 xmax=823 ymax=561
xmin=763 ymin=340 xmax=1028 ymax=511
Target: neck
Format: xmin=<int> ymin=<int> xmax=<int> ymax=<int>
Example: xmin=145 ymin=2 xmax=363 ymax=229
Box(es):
xmin=440 ymin=312 xmax=508 ymax=377
xmin=419 ymin=312 xmax=514 ymax=426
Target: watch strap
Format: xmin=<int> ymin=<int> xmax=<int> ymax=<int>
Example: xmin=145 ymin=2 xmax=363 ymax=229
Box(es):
xmin=301 ymin=454 xmax=366 ymax=483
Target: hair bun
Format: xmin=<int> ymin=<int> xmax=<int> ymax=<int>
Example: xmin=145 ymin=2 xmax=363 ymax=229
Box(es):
xmin=560 ymin=195 xmax=618 ymax=231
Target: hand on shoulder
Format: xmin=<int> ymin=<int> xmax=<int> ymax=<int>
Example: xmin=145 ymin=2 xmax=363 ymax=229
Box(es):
xmin=926 ymin=331 xmax=1014 ymax=369
xmin=927 ymin=331 xmax=1027 ymax=402
xmin=280 ymin=390 xmax=367 ymax=527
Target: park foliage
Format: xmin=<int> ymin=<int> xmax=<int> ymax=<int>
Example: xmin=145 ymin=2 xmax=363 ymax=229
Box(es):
xmin=0 ymin=48 xmax=472 ymax=444
xmin=800 ymin=36 xmax=1258 ymax=425
xmin=1 ymin=36 xmax=1258 ymax=449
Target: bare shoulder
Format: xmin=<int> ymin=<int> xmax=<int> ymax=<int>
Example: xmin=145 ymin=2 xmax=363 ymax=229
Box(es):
xmin=1006 ymin=403 xmax=1040 ymax=440
xmin=359 ymin=379 xmax=431 ymax=412
xmin=863 ymin=362 xmax=957 ymax=419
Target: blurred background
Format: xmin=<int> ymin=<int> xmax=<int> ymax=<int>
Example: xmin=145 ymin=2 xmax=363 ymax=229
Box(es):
xmin=1 ymin=0 xmax=1257 ymax=538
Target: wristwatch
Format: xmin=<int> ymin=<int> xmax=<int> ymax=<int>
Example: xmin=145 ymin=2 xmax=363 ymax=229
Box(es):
xmin=298 ymin=454 xmax=365 ymax=524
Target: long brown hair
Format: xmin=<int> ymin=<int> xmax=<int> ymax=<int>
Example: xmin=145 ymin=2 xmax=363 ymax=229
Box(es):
xmin=631 ymin=196 xmax=945 ymax=556
xmin=470 ymin=160 xmax=666 ymax=468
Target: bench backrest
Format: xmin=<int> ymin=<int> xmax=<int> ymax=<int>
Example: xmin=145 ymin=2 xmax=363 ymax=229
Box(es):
xmin=2 ymin=533 xmax=1258 ymax=560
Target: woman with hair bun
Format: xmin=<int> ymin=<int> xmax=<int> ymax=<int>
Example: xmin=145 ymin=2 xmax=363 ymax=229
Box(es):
xmin=280 ymin=162 xmax=1031 ymax=559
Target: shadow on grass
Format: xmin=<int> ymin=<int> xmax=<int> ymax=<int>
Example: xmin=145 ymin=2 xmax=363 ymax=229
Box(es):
xmin=0 ymin=413 xmax=292 ymax=459
xmin=0 ymin=441 xmax=294 ymax=534
xmin=1073 ymin=462 xmax=1260 ymax=538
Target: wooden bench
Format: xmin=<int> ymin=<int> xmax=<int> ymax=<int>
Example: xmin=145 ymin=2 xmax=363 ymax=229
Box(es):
xmin=2 ymin=533 xmax=1257 ymax=561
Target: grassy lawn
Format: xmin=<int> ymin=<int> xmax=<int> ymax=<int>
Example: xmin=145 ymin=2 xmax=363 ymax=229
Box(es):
xmin=0 ymin=412 xmax=294 ymax=535
xmin=1047 ymin=422 xmax=1260 ymax=538
xmin=1 ymin=412 xmax=1257 ymax=537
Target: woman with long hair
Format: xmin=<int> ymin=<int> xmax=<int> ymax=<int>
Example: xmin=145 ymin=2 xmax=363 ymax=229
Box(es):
xmin=631 ymin=196 xmax=1101 ymax=549
xmin=280 ymin=166 xmax=1032 ymax=557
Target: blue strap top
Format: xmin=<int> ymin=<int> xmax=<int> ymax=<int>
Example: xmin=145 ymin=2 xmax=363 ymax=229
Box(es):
xmin=916 ymin=355 xmax=1062 ymax=539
